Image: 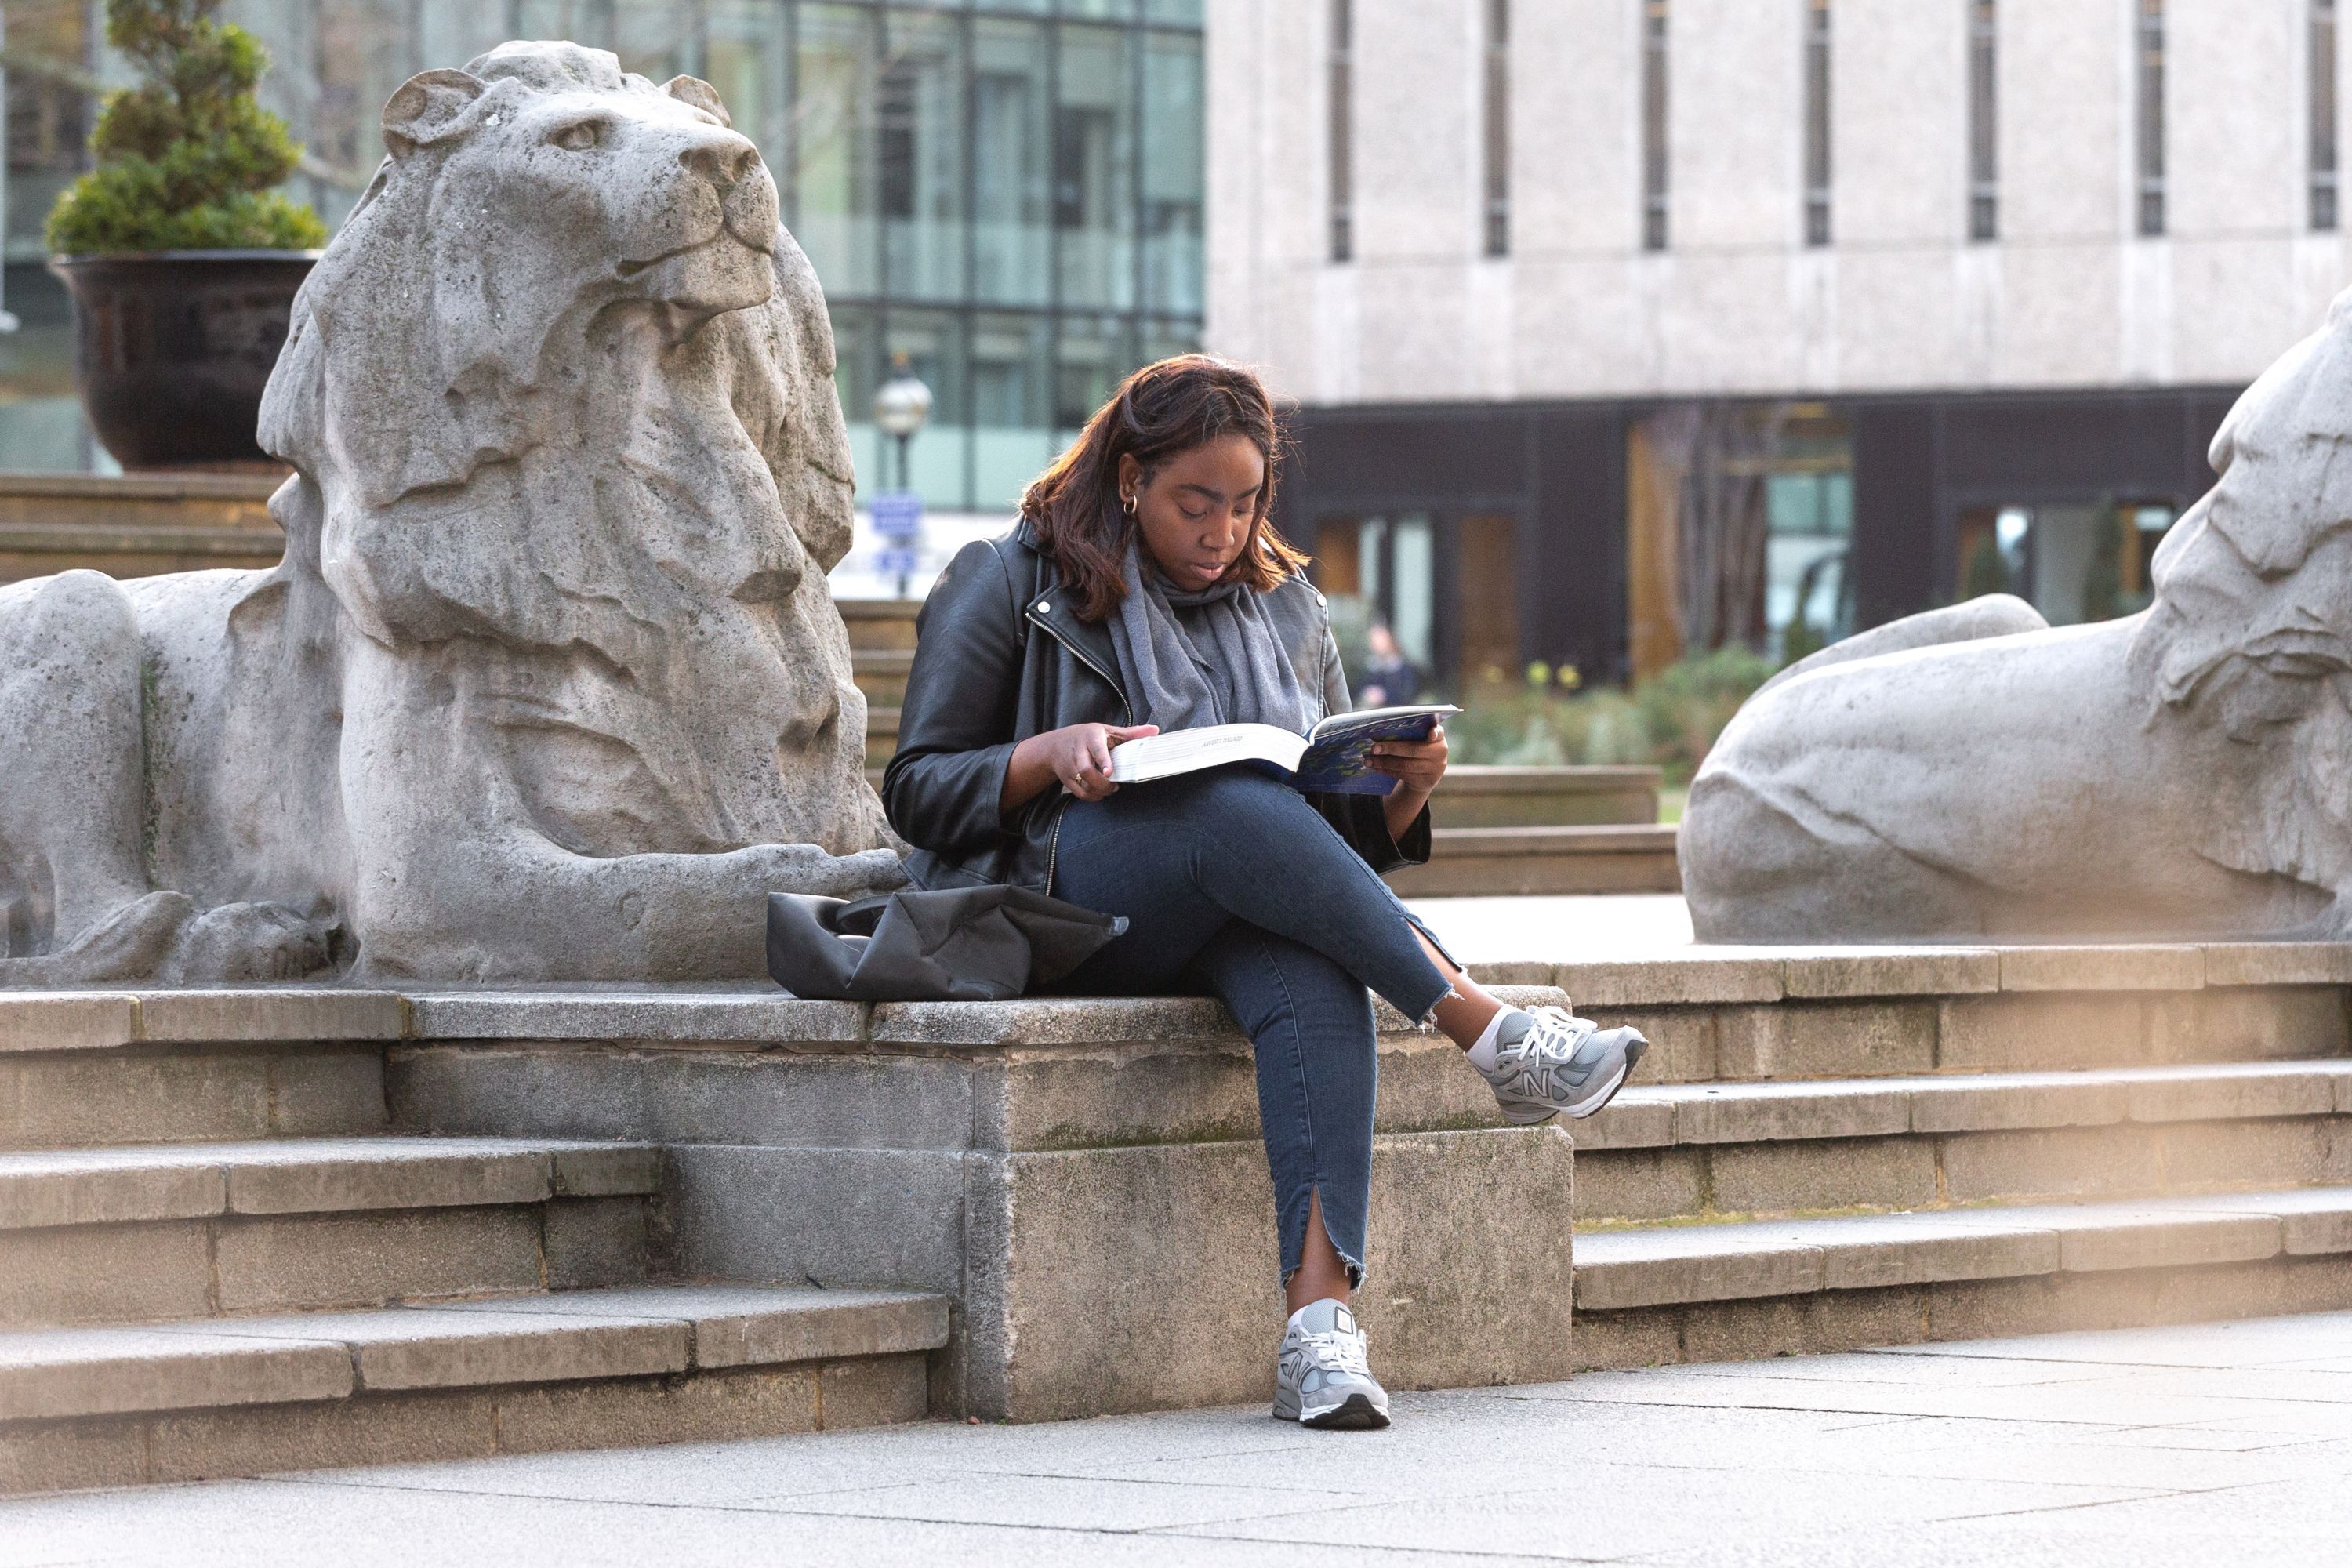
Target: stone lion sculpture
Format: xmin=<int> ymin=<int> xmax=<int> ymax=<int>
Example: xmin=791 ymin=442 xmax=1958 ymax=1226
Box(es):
xmin=0 ymin=42 xmax=903 ymax=985
xmin=1682 ymin=289 xmax=2352 ymax=944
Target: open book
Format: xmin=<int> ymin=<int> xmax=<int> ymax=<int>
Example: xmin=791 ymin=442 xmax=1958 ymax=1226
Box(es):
xmin=1106 ymin=705 xmax=1461 ymax=796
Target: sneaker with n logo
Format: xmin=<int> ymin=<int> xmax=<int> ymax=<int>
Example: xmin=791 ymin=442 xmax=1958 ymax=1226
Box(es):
xmin=1273 ymin=1299 xmax=1390 ymax=1429
xmin=1479 ymin=1006 xmax=1649 ymax=1125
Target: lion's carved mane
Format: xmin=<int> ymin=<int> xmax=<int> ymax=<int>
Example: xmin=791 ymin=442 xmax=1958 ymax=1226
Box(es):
xmin=256 ymin=40 xmax=884 ymax=861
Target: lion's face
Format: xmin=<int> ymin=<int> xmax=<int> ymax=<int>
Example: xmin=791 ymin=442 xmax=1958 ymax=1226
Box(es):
xmin=375 ymin=43 xmax=779 ymax=322
xmin=430 ymin=84 xmax=778 ymax=319
xmin=2133 ymin=292 xmax=2352 ymax=733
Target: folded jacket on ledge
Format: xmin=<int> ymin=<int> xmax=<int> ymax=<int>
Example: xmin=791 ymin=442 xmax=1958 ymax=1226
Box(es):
xmin=764 ymin=885 xmax=1128 ymax=1002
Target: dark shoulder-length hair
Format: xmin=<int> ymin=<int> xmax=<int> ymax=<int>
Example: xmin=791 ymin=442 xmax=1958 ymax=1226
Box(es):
xmin=1020 ymin=354 xmax=1310 ymax=622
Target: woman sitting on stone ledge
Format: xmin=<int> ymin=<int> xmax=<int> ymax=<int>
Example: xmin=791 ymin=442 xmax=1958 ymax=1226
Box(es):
xmin=882 ymin=354 xmax=1646 ymax=1431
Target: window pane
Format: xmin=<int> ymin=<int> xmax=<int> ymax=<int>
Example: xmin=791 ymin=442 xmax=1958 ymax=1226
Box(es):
xmin=1484 ymin=0 xmax=1509 ymax=255
xmin=884 ymin=309 xmax=971 ymax=508
xmin=1969 ymin=0 xmax=1998 ymax=241
xmin=1642 ymin=0 xmax=1669 ymax=250
xmin=612 ymin=0 xmax=699 ymax=82
xmin=1141 ymin=318 xmax=1202 ymax=365
xmin=1330 ymin=0 xmax=1353 ymax=260
xmin=1802 ymin=0 xmax=1830 ymax=246
xmin=879 ymin=11 xmax=968 ymax=302
xmin=2315 ymin=2 xmax=2339 ymax=230
xmin=1055 ymin=315 xmax=1138 ymax=435
xmin=1142 ymin=32 xmax=1204 ymax=312
xmin=1057 ymin=24 xmax=1138 ymax=310
xmin=793 ymin=4 xmax=880 ymax=296
xmin=973 ymin=312 xmax=1055 ymax=508
xmin=706 ymin=2 xmax=789 ymax=168
xmin=2137 ymin=0 xmax=2165 ymax=235
xmin=237 ymin=0 xmax=408 ymax=230
xmin=973 ymin=18 xmax=1053 ymax=307
xmin=511 ymin=3 xmax=612 ymax=52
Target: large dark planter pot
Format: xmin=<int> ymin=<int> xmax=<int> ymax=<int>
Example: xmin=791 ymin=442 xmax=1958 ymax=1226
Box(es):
xmin=48 ymin=249 xmax=321 ymax=470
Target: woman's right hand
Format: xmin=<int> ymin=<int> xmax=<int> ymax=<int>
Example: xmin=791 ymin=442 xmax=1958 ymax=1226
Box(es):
xmin=1003 ymin=722 xmax=1160 ymax=813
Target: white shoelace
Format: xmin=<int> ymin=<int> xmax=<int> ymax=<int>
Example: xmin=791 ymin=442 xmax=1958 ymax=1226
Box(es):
xmin=1512 ymin=1009 xmax=1599 ymax=1065
xmin=1294 ymin=1330 xmax=1372 ymax=1377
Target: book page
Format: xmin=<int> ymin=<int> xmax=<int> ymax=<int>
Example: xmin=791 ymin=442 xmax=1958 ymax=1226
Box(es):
xmin=1107 ymin=724 xmax=1308 ymax=784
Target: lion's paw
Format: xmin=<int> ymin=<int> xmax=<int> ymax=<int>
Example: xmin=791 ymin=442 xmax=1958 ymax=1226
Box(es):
xmin=162 ymin=902 xmax=343 ymax=984
xmin=744 ymin=844 xmax=909 ymax=899
xmin=0 ymin=890 xmax=194 ymax=986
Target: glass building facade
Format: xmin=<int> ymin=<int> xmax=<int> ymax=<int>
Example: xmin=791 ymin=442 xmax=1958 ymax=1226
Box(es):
xmin=0 ymin=0 xmax=1204 ymax=509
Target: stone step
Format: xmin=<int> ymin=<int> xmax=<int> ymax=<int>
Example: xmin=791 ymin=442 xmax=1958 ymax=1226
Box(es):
xmin=0 ymin=1041 xmax=389 ymax=1149
xmin=1388 ymin=825 xmax=1683 ymax=897
xmin=0 ymin=990 xmax=402 ymax=1149
xmin=851 ymin=645 xmax=913 ymax=707
xmin=1428 ymin=765 xmax=1662 ymax=830
xmin=1472 ymin=946 xmax=2352 ymax=1086
xmin=1570 ymin=1187 xmax=2352 ymax=1374
xmin=0 ymin=1138 xmax=663 ymax=1329
xmin=1573 ymin=1059 xmax=2352 ymax=1223
xmin=862 ymin=703 xmax=902 ymax=770
xmin=0 ymin=474 xmax=286 ymax=590
xmin=0 ymin=1283 xmax=949 ymax=1494
xmin=837 ymin=598 xmax=919 ymax=652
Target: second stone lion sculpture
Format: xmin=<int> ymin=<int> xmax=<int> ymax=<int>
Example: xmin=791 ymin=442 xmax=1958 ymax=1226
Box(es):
xmin=0 ymin=41 xmax=904 ymax=985
xmin=1683 ymin=288 xmax=2352 ymax=944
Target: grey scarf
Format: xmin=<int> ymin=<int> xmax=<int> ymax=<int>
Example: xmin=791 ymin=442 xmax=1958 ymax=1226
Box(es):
xmin=1108 ymin=540 xmax=1309 ymax=735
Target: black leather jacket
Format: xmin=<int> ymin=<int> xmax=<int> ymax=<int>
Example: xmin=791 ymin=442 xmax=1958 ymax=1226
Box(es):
xmin=882 ymin=519 xmax=1432 ymax=895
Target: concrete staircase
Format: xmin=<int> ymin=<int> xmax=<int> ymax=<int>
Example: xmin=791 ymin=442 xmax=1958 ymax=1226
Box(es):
xmin=9 ymin=938 xmax=2352 ymax=1494
xmin=842 ymin=598 xmax=915 ymax=781
xmin=0 ymin=993 xmax=949 ymax=1494
xmin=0 ymin=473 xmax=288 ymax=587
xmin=1389 ymin=764 xmax=1681 ymax=896
xmin=1521 ymin=942 xmax=2352 ymax=1369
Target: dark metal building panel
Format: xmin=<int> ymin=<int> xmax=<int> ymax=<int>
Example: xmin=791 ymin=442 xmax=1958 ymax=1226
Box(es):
xmin=1529 ymin=406 xmax=1629 ymax=684
xmin=1850 ymin=402 xmax=1940 ymax=630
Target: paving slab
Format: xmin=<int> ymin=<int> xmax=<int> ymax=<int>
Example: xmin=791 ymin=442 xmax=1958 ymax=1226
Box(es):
xmin=8 ymin=1312 xmax=2352 ymax=1565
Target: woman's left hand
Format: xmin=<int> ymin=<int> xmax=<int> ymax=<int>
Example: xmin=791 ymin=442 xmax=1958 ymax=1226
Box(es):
xmin=1370 ymin=724 xmax=1448 ymax=837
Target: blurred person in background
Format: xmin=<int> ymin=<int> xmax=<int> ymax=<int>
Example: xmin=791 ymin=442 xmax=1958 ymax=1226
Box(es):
xmin=1358 ymin=622 xmax=1420 ymax=708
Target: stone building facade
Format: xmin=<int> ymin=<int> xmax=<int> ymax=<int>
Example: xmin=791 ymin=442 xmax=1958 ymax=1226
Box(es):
xmin=1207 ymin=0 xmax=2352 ymax=686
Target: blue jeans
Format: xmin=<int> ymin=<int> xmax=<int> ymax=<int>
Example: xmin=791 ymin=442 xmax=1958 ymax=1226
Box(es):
xmin=1048 ymin=770 xmax=1457 ymax=1287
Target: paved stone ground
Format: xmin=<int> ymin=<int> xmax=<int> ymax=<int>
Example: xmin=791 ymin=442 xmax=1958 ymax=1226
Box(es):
xmin=9 ymin=1312 xmax=2352 ymax=1566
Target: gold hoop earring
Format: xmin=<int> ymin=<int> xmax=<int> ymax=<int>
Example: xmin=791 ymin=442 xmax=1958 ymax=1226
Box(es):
xmin=1122 ymin=493 xmax=1137 ymax=515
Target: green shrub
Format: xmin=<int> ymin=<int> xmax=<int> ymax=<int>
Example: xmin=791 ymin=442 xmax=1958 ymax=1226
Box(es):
xmin=45 ymin=0 xmax=325 ymax=255
xmin=1446 ymin=645 xmax=1780 ymax=784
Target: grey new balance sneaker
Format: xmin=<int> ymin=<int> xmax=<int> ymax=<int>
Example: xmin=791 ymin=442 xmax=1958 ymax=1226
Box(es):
xmin=1479 ymin=1006 xmax=1649 ymax=1125
xmin=1273 ymin=1299 xmax=1391 ymax=1430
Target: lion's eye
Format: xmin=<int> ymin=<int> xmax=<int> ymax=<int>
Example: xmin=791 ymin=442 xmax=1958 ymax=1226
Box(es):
xmin=552 ymin=121 xmax=602 ymax=151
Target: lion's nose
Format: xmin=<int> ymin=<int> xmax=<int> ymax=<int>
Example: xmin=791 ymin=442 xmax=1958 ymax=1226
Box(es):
xmin=680 ymin=135 xmax=760 ymax=191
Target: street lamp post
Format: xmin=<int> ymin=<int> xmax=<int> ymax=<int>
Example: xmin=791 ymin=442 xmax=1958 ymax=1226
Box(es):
xmin=871 ymin=356 xmax=934 ymax=599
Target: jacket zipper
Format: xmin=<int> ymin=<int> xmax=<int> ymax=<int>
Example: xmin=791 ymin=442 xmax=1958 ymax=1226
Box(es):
xmin=1025 ymin=604 xmax=1133 ymax=895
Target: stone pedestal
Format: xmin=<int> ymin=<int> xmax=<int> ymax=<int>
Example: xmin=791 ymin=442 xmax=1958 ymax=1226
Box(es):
xmin=388 ymin=986 xmax=1575 ymax=1420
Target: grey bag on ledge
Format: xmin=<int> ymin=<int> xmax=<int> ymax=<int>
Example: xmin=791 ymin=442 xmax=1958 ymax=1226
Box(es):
xmin=764 ymin=885 xmax=1127 ymax=1002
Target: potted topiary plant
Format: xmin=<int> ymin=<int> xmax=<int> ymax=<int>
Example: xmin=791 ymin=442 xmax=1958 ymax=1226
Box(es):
xmin=45 ymin=0 xmax=327 ymax=470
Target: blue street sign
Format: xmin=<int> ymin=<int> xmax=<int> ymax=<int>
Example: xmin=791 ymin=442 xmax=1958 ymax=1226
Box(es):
xmin=876 ymin=546 xmax=920 ymax=579
xmin=870 ymin=490 xmax=924 ymax=543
